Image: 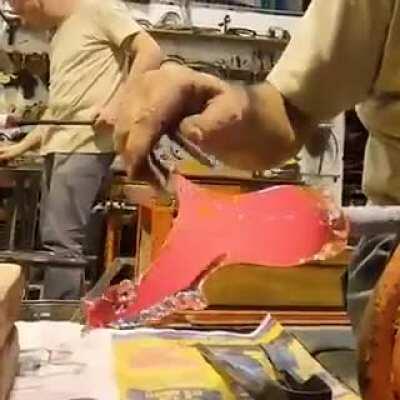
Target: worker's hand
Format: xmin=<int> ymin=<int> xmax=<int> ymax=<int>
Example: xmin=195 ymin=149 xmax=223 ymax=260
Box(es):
xmin=0 ymin=114 xmax=19 ymax=129
xmin=114 ymin=63 xmax=251 ymax=177
xmin=6 ymin=114 xmax=20 ymax=127
xmin=0 ymin=142 xmax=26 ymax=162
xmin=93 ymin=103 xmax=119 ymax=134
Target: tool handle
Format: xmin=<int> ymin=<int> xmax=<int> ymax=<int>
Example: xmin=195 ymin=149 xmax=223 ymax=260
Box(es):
xmin=17 ymin=120 xmax=94 ymax=127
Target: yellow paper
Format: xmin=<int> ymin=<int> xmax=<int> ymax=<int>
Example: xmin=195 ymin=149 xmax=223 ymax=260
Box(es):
xmin=113 ymin=318 xmax=359 ymax=400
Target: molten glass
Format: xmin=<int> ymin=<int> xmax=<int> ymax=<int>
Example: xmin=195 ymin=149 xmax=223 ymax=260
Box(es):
xmin=84 ymin=175 xmax=348 ymax=328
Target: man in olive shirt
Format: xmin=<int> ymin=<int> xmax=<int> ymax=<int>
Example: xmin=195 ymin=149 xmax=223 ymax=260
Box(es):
xmin=114 ymin=0 xmax=400 ymax=332
xmin=1 ymin=0 xmax=161 ymax=299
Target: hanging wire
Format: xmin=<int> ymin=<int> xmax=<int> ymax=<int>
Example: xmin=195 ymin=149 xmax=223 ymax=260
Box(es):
xmin=317 ymin=125 xmax=340 ymax=175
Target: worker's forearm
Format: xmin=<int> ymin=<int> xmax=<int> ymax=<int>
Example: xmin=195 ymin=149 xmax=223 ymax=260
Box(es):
xmin=114 ymin=51 xmax=161 ymax=101
xmin=114 ymin=36 xmax=162 ymax=105
xmin=18 ymin=128 xmax=42 ymax=152
xmin=191 ymin=80 xmax=315 ymax=172
xmin=128 ymin=43 xmax=163 ymax=77
xmin=19 ymin=108 xmax=53 ymax=152
xmin=243 ymin=82 xmax=313 ymax=168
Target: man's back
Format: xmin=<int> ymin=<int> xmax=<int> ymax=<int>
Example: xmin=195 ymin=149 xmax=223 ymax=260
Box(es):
xmin=269 ymin=0 xmax=400 ymax=204
xmin=41 ymin=0 xmax=140 ymax=155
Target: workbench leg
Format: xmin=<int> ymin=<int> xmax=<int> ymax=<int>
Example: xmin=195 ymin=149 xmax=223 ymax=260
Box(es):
xmin=104 ymin=213 xmax=122 ymax=271
xmin=8 ymin=177 xmax=25 ymax=250
xmin=135 ymin=204 xmax=173 ymax=281
xmin=25 ymin=176 xmax=41 ymax=249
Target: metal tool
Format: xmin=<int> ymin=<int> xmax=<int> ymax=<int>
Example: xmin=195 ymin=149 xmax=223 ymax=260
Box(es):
xmin=0 ymin=250 xmax=94 ymax=268
xmin=268 ymin=26 xmax=291 ymax=41
xmin=84 ymin=257 xmax=126 ymax=300
xmin=226 ymin=28 xmax=257 ymax=37
xmin=187 ymin=60 xmax=227 ymax=79
xmin=17 ymin=119 xmax=94 ymax=127
xmin=147 ymin=132 xmax=217 ymax=194
xmin=136 ymin=18 xmax=153 ymax=30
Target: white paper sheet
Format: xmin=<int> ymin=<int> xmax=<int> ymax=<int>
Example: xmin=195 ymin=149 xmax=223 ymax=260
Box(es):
xmin=11 ymin=321 xmax=118 ymax=400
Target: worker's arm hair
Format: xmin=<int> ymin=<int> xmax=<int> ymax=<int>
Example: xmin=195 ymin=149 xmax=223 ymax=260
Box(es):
xmin=242 ymin=81 xmax=316 ymax=169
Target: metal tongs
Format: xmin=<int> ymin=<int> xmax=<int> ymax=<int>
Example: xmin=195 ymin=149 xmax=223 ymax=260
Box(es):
xmin=147 ymin=131 xmax=217 ymax=195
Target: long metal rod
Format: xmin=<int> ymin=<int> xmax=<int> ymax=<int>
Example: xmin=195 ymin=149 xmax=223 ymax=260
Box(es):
xmin=17 ymin=120 xmax=94 ymax=127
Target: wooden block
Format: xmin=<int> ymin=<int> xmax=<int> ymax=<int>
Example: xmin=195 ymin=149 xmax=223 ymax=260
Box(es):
xmin=0 ymin=264 xmax=23 ymax=349
xmin=0 ymin=327 xmax=19 ymax=400
xmin=202 ymin=263 xmax=347 ymax=308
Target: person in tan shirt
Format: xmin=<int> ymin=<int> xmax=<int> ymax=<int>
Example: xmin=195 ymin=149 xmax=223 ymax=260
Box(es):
xmin=114 ymin=0 xmax=400 ymax=332
xmin=1 ymin=0 xmax=162 ymax=299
